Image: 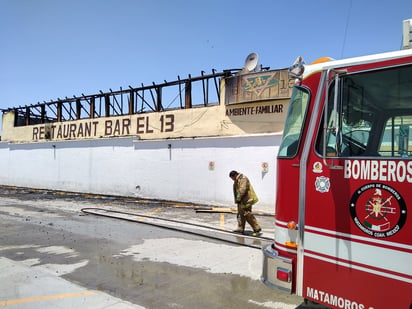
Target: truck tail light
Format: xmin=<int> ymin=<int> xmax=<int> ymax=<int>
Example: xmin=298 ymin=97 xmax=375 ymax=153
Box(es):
xmin=276 ymin=267 xmax=291 ymax=282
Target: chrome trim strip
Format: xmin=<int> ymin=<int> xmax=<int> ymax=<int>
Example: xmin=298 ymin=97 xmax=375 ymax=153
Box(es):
xmin=296 ymin=70 xmax=328 ymax=295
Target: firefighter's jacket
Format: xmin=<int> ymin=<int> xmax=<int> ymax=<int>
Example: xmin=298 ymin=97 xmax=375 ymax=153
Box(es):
xmin=233 ymin=174 xmax=259 ymax=208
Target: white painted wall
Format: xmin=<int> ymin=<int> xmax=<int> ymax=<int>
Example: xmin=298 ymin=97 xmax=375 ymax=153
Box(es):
xmin=0 ymin=133 xmax=281 ymax=213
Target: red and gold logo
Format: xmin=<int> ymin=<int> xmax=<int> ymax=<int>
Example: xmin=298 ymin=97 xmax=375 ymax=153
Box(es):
xmin=350 ymin=183 xmax=407 ymax=238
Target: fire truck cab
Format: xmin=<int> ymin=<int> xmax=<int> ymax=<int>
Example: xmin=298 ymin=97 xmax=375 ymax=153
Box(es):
xmin=262 ymin=49 xmax=412 ymax=309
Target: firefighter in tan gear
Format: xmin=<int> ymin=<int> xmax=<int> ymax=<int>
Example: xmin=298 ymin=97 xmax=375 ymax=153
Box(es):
xmin=229 ymin=170 xmax=262 ymax=236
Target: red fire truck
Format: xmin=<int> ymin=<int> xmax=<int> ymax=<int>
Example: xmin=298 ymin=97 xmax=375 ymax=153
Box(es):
xmin=262 ymin=49 xmax=412 ymax=309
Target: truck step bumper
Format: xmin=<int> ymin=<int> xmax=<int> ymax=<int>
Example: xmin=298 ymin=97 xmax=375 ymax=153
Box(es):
xmin=261 ymin=244 xmax=293 ymax=292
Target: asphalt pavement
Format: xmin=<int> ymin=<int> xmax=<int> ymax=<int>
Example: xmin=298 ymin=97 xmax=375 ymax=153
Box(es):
xmin=0 ymin=257 xmax=143 ymax=308
xmin=0 ymin=186 xmax=306 ymax=309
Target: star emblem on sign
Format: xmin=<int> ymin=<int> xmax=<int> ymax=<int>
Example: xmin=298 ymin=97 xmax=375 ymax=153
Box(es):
xmin=241 ymin=72 xmax=279 ymax=96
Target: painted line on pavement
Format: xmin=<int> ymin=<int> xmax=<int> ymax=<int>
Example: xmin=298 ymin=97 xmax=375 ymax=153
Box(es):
xmin=219 ymin=213 xmax=225 ymax=229
xmin=141 ymin=207 xmax=163 ymax=221
xmin=0 ymin=290 xmax=98 ymax=306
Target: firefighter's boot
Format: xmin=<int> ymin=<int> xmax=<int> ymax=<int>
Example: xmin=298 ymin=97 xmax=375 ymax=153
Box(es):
xmin=233 ymin=213 xmax=245 ymax=233
xmin=244 ymin=211 xmax=261 ymax=236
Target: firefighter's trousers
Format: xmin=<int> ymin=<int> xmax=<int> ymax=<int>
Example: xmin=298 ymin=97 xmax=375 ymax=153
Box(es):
xmin=236 ymin=204 xmax=261 ymax=232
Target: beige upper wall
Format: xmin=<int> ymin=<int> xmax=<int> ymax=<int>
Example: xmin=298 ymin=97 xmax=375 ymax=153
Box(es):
xmin=1 ymin=69 xmax=292 ymax=143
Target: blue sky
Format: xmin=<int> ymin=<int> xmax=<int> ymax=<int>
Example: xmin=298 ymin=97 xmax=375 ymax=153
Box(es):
xmin=0 ymin=0 xmax=411 ymax=131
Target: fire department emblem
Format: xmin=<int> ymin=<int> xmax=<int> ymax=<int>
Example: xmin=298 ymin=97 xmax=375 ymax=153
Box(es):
xmin=315 ymin=176 xmax=330 ymax=193
xmin=350 ymin=183 xmax=407 ymax=238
